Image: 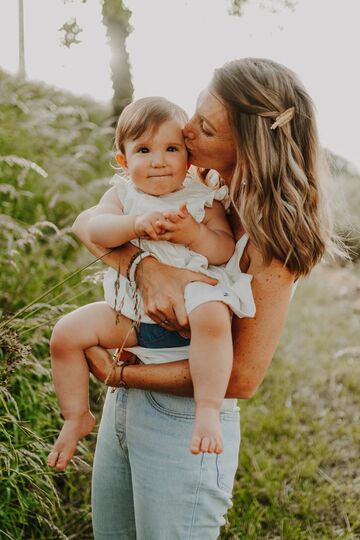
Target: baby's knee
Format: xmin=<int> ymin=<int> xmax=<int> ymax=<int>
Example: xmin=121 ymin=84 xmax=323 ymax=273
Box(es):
xmin=190 ymin=302 xmax=231 ymax=338
xmin=50 ymin=314 xmax=76 ymax=354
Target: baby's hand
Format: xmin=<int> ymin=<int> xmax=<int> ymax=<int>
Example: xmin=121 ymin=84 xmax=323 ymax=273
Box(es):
xmin=158 ymin=203 xmax=200 ymax=246
xmin=134 ymin=211 xmax=167 ymax=240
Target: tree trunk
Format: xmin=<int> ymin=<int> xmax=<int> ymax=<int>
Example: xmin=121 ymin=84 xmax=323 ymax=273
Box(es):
xmin=101 ymin=0 xmax=134 ymax=119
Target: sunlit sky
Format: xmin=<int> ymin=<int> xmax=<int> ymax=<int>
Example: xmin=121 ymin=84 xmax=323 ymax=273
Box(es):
xmin=1 ymin=0 xmax=359 ymax=171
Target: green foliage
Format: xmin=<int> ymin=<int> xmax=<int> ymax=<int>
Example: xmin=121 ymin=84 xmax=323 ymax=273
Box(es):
xmin=326 ymin=151 xmax=360 ymax=262
xmin=220 ymin=264 xmax=360 ymax=539
xmin=59 ymin=17 xmax=83 ymax=48
xmin=229 ymin=0 xmax=298 ymax=17
xmin=0 ymin=69 xmax=110 ymax=538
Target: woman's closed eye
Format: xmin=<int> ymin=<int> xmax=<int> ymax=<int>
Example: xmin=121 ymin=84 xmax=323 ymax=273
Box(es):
xmin=199 ymin=119 xmax=213 ymax=137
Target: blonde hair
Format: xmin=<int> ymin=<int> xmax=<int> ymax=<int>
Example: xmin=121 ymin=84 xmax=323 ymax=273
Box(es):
xmin=115 ymin=96 xmax=188 ymax=154
xmin=211 ymin=57 xmax=342 ymax=277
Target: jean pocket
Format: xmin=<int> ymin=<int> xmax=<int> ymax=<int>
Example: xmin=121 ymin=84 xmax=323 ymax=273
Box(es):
xmin=216 ymin=452 xmax=238 ymax=493
xmin=145 ymin=391 xmax=196 ymax=420
xmin=220 ymin=406 xmax=240 ymax=419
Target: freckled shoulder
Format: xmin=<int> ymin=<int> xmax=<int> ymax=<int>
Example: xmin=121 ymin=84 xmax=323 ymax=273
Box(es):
xmin=244 ymin=241 xmax=295 ymax=285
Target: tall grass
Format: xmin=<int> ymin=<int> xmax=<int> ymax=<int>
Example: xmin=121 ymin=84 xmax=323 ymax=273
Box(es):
xmin=0 ymin=70 xmax=111 ymax=539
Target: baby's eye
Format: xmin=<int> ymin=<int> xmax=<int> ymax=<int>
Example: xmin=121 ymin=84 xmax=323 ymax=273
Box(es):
xmin=138 ymin=147 xmax=149 ymax=153
xmin=167 ymin=146 xmax=178 ymax=152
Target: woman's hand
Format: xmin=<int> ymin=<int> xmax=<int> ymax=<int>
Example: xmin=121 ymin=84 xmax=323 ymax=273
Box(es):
xmin=136 ymin=256 xmax=217 ymax=330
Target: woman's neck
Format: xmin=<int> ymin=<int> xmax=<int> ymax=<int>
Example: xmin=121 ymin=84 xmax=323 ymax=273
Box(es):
xmin=228 ymin=204 xmax=245 ymax=241
xmin=219 ymin=168 xmax=234 ymax=186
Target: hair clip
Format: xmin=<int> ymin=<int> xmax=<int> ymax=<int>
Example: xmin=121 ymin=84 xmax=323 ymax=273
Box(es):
xmin=270 ymin=107 xmax=295 ymax=130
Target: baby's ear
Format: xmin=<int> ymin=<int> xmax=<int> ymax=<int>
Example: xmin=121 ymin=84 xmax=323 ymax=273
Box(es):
xmin=116 ymin=152 xmax=127 ymax=168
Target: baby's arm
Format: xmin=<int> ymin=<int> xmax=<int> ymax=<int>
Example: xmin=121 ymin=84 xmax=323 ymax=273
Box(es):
xmin=86 ymin=187 xmax=135 ymax=247
xmin=160 ymin=201 xmax=235 ymax=265
xmin=86 ymin=187 xmax=166 ymax=247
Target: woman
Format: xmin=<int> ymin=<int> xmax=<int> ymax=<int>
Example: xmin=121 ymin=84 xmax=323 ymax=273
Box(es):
xmin=73 ymin=58 xmax=336 ymax=539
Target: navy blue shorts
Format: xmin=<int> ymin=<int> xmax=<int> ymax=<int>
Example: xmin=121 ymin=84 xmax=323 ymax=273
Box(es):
xmin=137 ymin=323 xmax=190 ymax=348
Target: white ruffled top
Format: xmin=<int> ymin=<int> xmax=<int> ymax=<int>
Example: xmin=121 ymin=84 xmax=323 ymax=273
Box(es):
xmin=113 ymin=172 xmax=230 ymax=271
xmin=103 ymin=171 xmax=256 ymax=322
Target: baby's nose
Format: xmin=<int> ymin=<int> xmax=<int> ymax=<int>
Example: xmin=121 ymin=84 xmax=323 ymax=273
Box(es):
xmin=151 ymin=153 xmax=165 ymax=167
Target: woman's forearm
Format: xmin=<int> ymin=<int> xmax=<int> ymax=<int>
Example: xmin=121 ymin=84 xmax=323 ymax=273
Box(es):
xmin=123 ymin=359 xmax=255 ymax=399
xmin=120 ymin=254 xmax=295 ymax=401
xmin=124 ymin=360 xmax=194 ymax=396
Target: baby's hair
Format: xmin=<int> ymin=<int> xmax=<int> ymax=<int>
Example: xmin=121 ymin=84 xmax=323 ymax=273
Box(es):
xmin=115 ymin=96 xmax=189 ymax=154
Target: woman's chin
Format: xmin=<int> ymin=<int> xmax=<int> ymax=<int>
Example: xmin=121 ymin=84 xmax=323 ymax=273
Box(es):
xmin=188 ymin=153 xmax=202 ymax=168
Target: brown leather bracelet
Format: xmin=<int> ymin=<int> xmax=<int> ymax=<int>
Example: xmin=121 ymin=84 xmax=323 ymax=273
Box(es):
xmin=118 ymin=361 xmax=130 ymax=389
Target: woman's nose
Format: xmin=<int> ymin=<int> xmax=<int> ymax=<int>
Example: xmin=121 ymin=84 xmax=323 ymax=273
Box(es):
xmin=183 ymin=121 xmax=195 ymax=140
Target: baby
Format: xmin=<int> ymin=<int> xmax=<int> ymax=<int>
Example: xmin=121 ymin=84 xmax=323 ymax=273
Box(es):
xmin=47 ymin=96 xmax=255 ymax=471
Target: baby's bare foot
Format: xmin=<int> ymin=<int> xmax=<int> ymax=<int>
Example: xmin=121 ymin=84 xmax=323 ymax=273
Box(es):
xmin=47 ymin=411 xmax=96 ymax=471
xmin=190 ymin=406 xmax=223 ymax=455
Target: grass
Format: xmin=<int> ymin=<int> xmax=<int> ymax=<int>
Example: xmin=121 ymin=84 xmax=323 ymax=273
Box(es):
xmin=0 ymin=68 xmax=359 ymax=538
xmin=221 ymin=262 xmax=360 ymax=539
xmin=0 ymin=69 xmax=109 ymax=539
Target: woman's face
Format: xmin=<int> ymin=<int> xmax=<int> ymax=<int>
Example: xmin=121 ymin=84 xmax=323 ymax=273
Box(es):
xmin=183 ymin=89 xmax=237 ymax=183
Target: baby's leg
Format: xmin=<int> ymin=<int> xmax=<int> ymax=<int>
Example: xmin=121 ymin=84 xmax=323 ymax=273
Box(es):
xmin=188 ymin=301 xmax=232 ymax=455
xmin=48 ymin=301 xmax=137 ymax=471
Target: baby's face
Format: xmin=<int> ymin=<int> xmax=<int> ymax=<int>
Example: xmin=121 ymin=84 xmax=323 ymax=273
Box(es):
xmin=121 ymin=120 xmax=188 ymax=196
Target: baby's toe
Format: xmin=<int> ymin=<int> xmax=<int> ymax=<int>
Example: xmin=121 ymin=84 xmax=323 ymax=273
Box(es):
xmin=215 ymin=438 xmax=224 ymax=454
xmin=47 ymin=451 xmax=59 ymax=468
xmin=190 ymin=436 xmax=201 ymax=454
xmin=207 ymin=438 xmax=216 ymax=453
xmin=200 ymin=437 xmax=210 ymax=453
xmin=55 ymin=448 xmax=73 ymax=471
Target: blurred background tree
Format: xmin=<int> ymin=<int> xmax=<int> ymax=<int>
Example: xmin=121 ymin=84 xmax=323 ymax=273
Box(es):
xmin=18 ymin=0 xmax=300 ymax=115
xmin=101 ymin=0 xmax=133 ymax=118
xmin=58 ymin=0 xmax=133 ymax=118
xmin=229 ymin=0 xmax=298 ymax=16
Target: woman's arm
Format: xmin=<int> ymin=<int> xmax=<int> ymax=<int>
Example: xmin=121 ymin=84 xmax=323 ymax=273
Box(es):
xmin=72 ymin=206 xmax=217 ymax=307
xmin=227 ymin=244 xmax=295 ymax=397
xmin=77 ymin=203 xmax=294 ymax=398
xmin=86 ymin=244 xmax=295 ymax=399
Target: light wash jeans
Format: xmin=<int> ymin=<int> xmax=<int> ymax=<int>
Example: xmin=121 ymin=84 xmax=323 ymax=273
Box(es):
xmin=92 ymin=387 xmax=241 ymax=540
